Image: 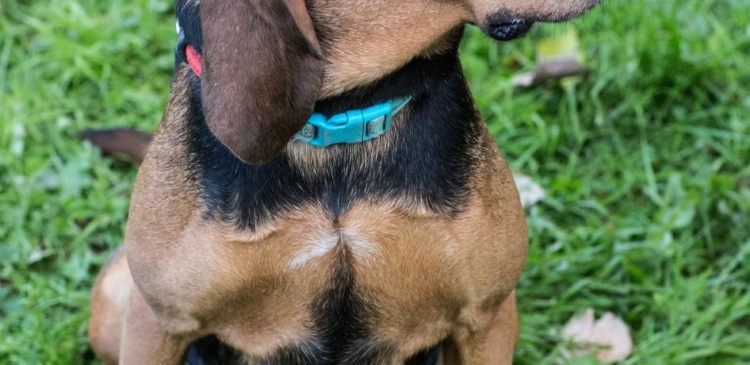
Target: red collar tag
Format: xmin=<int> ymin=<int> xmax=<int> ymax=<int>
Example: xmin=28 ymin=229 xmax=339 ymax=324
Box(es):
xmin=186 ymin=45 xmax=202 ymax=78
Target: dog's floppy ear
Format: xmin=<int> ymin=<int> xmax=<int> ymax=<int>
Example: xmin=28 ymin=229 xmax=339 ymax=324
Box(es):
xmin=201 ymin=0 xmax=323 ymax=163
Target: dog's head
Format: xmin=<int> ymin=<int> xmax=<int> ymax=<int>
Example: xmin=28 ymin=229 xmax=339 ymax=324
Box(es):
xmin=188 ymin=0 xmax=600 ymax=163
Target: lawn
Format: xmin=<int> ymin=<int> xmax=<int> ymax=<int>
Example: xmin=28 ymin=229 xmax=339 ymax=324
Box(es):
xmin=1 ymin=0 xmax=749 ymax=364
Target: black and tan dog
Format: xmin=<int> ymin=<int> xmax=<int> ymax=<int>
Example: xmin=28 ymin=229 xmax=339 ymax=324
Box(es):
xmin=87 ymin=0 xmax=600 ymax=364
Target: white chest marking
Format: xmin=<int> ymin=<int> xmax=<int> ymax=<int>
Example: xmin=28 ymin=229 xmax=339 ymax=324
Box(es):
xmin=289 ymin=234 xmax=339 ymax=269
xmin=288 ymin=229 xmax=382 ymax=269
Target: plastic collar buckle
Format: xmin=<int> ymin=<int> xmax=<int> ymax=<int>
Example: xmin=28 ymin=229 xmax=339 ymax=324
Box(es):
xmin=295 ymin=97 xmax=412 ymax=148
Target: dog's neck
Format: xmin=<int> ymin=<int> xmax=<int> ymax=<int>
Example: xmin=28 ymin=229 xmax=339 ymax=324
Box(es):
xmin=185 ymin=35 xmax=483 ymax=232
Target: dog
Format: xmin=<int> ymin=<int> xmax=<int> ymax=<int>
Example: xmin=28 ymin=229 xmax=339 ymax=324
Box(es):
xmin=87 ymin=0 xmax=600 ymax=363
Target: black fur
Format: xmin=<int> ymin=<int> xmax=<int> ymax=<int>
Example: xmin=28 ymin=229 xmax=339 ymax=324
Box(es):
xmin=186 ymin=340 xmax=443 ymax=365
xmin=406 ymin=343 xmax=444 ymax=365
xmin=305 ymin=245 xmax=383 ymax=363
xmin=185 ymin=39 xmax=478 ymax=230
xmin=187 ymin=336 xmax=243 ymax=365
xmin=176 ymin=0 xmax=202 ymax=53
xmin=187 ymin=338 xmax=442 ymax=365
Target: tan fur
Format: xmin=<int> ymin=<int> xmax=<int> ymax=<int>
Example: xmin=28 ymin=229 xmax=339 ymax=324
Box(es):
xmin=466 ymin=0 xmax=600 ymax=23
xmin=312 ymin=1 xmax=473 ymax=98
xmin=90 ymin=0 xmax=599 ymax=363
xmin=89 ymin=248 xmax=132 ymax=365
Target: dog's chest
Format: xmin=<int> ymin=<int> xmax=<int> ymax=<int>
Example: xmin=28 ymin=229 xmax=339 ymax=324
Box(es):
xmin=177 ymin=201 xmax=468 ymax=362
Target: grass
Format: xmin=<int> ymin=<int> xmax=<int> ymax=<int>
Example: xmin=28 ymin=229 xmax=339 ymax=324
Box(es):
xmin=1 ymin=0 xmax=749 ymax=363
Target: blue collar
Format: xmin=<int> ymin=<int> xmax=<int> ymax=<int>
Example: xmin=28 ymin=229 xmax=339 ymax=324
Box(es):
xmin=295 ymin=97 xmax=412 ymax=147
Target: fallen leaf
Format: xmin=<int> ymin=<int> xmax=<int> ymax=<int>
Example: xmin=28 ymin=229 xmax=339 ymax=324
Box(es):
xmin=561 ymin=308 xmax=633 ymax=363
xmin=512 ymin=173 xmax=546 ymax=208
xmin=511 ymin=27 xmax=589 ymax=88
xmin=511 ymin=56 xmax=587 ymax=87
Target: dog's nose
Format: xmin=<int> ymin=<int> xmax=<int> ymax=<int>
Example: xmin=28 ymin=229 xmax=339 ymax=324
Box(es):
xmin=487 ymin=18 xmax=534 ymax=41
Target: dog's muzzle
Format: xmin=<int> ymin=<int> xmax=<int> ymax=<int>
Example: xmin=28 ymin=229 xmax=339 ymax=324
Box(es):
xmin=486 ymin=17 xmax=534 ymax=41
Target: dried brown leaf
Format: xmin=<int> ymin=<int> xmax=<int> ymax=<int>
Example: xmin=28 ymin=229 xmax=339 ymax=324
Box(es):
xmin=561 ymin=308 xmax=633 ymax=363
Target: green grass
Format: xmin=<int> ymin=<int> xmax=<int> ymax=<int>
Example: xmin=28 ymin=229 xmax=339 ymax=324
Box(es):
xmin=1 ymin=0 xmax=749 ymax=363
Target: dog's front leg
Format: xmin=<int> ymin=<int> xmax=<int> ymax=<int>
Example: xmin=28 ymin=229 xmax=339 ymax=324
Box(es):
xmin=442 ymin=291 xmax=519 ymax=365
xmin=478 ymin=290 xmax=519 ymax=364
xmin=118 ymin=285 xmax=193 ymax=365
